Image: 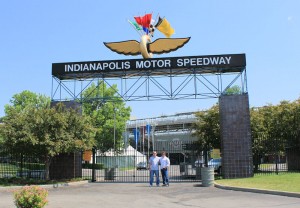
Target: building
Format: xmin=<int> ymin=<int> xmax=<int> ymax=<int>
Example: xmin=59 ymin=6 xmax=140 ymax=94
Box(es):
xmin=125 ymin=111 xmax=201 ymax=165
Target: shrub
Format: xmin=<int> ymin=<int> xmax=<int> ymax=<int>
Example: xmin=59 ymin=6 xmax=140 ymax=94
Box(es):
xmin=14 ymin=185 xmax=48 ymax=208
xmin=82 ymin=163 xmax=104 ymax=169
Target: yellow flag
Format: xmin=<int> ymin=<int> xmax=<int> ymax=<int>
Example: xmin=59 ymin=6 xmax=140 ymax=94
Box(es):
xmin=156 ymin=18 xmax=175 ymax=38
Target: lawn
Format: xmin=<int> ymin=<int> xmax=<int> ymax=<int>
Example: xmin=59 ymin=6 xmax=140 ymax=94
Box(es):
xmin=0 ymin=163 xmax=19 ymax=176
xmin=0 ymin=163 xmax=19 ymax=171
xmin=216 ymin=173 xmax=300 ymax=193
xmin=0 ymin=162 xmax=45 ymax=170
xmin=258 ymin=163 xmax=273 ymax=169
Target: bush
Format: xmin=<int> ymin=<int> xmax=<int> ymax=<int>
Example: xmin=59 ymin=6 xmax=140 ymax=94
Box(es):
xmin=82 ymin=163 xmax=104 ymax=169
xmin=14 ymin=185 xmax=48 ymax=208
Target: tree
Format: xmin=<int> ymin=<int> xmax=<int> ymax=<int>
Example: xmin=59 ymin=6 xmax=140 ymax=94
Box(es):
xmin=250 ymin=105 xmax=275 ymax=171
xmin=4 ymin=90 xmax=50 ymax=115
xmin=274 ymin=100 xmax=300 ymax=148
xmin=0 ymin=104 xmax=95 ymax=180
xmin=250 ymin=99 xmax=300 ymax=171
xmin=82 ymin=81 xmax=131 ymax=153
xmin=291 ymin=99 xmax=300 ymax=147
xmin=192 ymin=104 xmax=220 ymax=166
xmin=223 ymin=85 xmax=242 ymax=95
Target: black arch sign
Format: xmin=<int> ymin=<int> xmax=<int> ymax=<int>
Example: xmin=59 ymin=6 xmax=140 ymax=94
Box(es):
xmin=52 ymin=54 xmax=246 ymax=80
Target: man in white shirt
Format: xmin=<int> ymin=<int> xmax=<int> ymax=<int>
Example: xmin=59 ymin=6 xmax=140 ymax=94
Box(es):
xmin=159 ymin=151 xmax=170 ymax=186
xmin=148 ymin=151 xmax=160 ymax=186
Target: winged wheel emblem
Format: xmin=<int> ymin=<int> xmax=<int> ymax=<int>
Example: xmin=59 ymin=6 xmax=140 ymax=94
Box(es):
xmin=104 ymin=14 xmax=190 ymax=59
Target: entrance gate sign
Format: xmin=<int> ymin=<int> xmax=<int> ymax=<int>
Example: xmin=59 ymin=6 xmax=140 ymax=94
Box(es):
xmin=50 ymin=13 xmax=252 ymax=180
xmin=52 ymin=54 xmax=246 ymax=79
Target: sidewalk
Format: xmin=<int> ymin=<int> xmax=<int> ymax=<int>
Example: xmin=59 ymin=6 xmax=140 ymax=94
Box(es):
xmin=1 ymin=182 xmax=300 ymax=208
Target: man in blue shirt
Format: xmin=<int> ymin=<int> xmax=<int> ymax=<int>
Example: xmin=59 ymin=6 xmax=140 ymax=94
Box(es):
xmin=148 ymin=151 xmax=160 ymax=186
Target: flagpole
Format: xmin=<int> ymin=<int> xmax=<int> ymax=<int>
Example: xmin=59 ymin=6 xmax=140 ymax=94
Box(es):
xmin=147 ymin=124 xmax=150 ymax=160
xmin=127 ymin=20 xmax=142 ymax=37
xmin=135 ymin=122 xmax=138 ymax=151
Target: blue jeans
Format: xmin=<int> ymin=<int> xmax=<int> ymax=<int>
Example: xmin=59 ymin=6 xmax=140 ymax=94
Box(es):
xmin=161 ymin=168 xmax=169 ymax=185
xmin=150 ymin=170 xmax=160 ymax=186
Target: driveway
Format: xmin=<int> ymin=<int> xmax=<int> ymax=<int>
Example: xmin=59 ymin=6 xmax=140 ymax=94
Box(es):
xmin=1 ymin=183 xmax=300 ymax=208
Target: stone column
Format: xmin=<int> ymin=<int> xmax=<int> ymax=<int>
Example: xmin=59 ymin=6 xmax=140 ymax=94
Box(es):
xmin=219 ymin=94 xmax=253 ymax=178
xmin=49 ymin=152 xmax=82 ymax=180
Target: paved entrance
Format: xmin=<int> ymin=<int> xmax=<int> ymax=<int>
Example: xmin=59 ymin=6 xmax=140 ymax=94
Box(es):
xmin=1 ymin=183 xmax=300 ymax=208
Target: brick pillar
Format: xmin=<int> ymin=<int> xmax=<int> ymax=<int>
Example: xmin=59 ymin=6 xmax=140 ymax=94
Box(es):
xmin=286 ymin=147 xmax=300 ymax=171
xmin=219 ymin=94 xmax=253 ymax=178
xmin=49 ymin=152 xmax=82 ymax=180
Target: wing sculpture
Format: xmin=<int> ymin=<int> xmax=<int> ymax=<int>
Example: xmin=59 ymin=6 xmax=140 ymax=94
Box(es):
xmin=149 ymin=37 xmax=191 ymax=54
xmin=104 ymin=36 xmax=191 ymax=58
xmin=104 ymin=40 xmax=140 ymax=56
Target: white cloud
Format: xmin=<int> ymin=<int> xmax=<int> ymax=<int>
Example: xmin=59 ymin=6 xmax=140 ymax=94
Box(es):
xmin=287 ymin=16 xmax=293 ymax=21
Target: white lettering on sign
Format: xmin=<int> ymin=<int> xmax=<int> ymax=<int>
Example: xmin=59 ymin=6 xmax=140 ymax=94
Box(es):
xmin=136 ymin=59 xmax=171 ymax=69
xmin=177 ymin=56 xmax=232 ymax=67
xmin=58 ymin=55 xmax=241 ymax=75
xmin=65 ymin=61 xmax=130 ymax=72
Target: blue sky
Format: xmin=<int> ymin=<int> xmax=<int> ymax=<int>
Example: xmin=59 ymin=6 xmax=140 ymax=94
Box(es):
xmin=1 ymin=1 xmax=299 ymax=119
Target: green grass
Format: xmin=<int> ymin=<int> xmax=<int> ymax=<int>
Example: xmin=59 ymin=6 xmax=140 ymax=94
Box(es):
xmin=0 ymin=163 xmax=19 ymax=171
xmin=258 ymin=163 xmax=273 ymax=169
xmin=118 ymin=166 xmax=135 ymax=171
xmin=216 ymin=173 xmax=300 ymax=193
xmin=0 ymin=162 xmax=45 ymax=171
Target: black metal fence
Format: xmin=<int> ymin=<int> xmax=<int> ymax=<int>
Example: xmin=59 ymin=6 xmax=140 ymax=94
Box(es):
xmin=0 ymin=151 xmax=46 ymax=180
xmin=1 ymin=137 xmax=300 ymax=183
xmin=0 ymin=140 xmax=203 ymax=182
xmin=82 ymin=140 xmax=203 ymax=182
xmin=253 ymin=133 xmax=300 ymax=174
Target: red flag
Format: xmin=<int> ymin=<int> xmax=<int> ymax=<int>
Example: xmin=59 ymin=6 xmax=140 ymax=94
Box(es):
xmin=134 ymin=14 xmax=152 ymax=28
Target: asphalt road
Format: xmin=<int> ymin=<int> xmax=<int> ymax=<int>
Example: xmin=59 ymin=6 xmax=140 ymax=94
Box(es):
xmin=1 ymin=183 xmax=300 ymax=208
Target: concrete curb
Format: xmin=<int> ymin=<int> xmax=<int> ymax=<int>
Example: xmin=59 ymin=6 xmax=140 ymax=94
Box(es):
xmin=214 ymin=182 xmax=300 ymax=198
xmin=0 ymin=180 xmax=89 ymax=192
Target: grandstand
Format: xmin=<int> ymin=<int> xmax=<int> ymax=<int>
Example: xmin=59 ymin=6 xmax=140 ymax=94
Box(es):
xmin=125 ymin=111 xmax=201 ymax=165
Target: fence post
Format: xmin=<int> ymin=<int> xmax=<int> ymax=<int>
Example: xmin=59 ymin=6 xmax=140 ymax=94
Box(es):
xmin=20 ymin=154 xmax=23 ymax=177
xmin=275 ymin=136 xmax=279 ymax=175
xmin=92 ymin=147 xmax=96 ymax=182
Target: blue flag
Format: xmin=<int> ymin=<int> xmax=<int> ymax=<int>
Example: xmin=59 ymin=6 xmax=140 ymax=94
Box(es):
xmin=133 ymin=129 xmax=140 ymax=143
xmin=146 ymin=124 xmax=151 ymax=134
xmin=142 ymin=26 xmax=149 ymax=34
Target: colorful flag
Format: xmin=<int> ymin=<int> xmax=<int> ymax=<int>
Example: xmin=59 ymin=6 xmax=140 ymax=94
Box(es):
xmin=150 ymin=19 xmax=155 ymax=25
xmin=134 ymin=13 xmax=152 ymax=28
xmin=128 ymin=20 xmax=142 ymax=31
xmin=142 ymin=26 xmax=149 ymax=34
xmin=155 ymin=17 xmax=175 ymax=38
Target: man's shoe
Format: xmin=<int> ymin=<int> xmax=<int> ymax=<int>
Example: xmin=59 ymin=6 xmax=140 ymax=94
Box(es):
xmin=162 ymin=184 xmax=166 ymax=186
